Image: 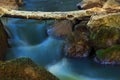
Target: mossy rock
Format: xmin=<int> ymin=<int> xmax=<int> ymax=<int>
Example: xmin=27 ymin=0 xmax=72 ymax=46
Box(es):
xmin=96 ymin=45 xmax=120 ymax=64
xmin=0 ymin=58 xmax=59 ymax=80
xmin=87 ymin=12 xmax=120 ymax=31
xmin=90 ymin=27 xmax=120 ymax=49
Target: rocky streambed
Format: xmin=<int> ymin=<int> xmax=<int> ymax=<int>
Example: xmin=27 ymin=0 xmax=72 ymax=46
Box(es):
xmin=47 ymin=0 xmax=120 ymax=64
xmin=0 ymin=0 xmax=120 ymax=80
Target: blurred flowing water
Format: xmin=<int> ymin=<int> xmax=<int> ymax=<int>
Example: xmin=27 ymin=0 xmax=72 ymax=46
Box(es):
xmin=3 ymin=0 xmax=120 ymax=80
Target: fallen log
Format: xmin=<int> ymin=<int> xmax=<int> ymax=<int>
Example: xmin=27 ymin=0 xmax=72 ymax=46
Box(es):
xmin=0 ymin=7 xmax=107 ymax=20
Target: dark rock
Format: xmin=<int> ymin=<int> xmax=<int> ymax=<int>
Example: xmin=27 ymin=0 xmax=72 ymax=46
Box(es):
xmin=0 ymin=58 xmax=59 ymax=80
xmin=0 ymin=21 xmax=9 ymax=60
xmin=65 ymin=22 xmax=90 ymax=58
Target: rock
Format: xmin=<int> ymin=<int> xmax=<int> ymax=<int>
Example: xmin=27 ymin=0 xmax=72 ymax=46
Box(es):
xmin=103 ymin=0 xmax=120 ymax=9
xmin=90 ymin=28 xmax=120 ymax=49
xmin=0 ymin=58 xmax=59 ymax=80
xmin=65 ymin=22 xmax=90 ymax=58
xmin=76 ymin=0 xmax=120 ymax=10
xmin=0 ymin=0 xmax=24 ymax=10
xmin=47 ymin=20 xmax=73 ymax=39
xmin=87 ymin=12 xmax=120 ymax=49
xmin=76 ymin=0 xmax=106 ymax=9
xmin=87 ymin=12 xmax=120 ymax=31
xmin=95 ymin=45 xmax=120 ymax=64
xmin=0 ymin=21 xmax=9 ymax=60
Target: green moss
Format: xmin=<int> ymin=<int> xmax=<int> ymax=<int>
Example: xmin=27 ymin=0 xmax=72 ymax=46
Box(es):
xmin=96 ymin=45 xmax=120 ymax=60
xmin=96 ymin=49 xmax=105 ymax=59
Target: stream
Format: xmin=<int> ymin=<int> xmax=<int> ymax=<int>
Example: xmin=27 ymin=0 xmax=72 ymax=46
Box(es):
xmin=3 ymin=0 xmax=120 ymax=80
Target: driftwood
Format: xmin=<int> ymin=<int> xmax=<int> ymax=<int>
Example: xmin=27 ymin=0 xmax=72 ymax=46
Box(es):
xmin=0 ymin=7 xmax=108 ymax=20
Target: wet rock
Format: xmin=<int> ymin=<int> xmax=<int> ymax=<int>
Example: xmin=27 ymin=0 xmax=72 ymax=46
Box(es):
xmin=65 ymin=22 xmax=90 ymax=58
xmin=90 ymin=28 xmax=120 ymax=49
xmin=0 ymin=21 xmax=9 ymax=60
xmin=47 ymin=20 xmax=73 ymax=39
xmin=0 ymin=58 xmax=59 ymax=80
xmin=87 ymin=12 xmax=120 ymax=49
xmin=95 ymin=45 xmax=120 ymax=64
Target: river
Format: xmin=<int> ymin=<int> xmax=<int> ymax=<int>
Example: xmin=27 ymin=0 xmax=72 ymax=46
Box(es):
xmin=3 ymin=0 xmax=120 ymax=80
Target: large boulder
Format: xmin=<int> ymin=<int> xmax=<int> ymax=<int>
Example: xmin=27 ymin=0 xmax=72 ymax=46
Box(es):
xmin=87 ymin=13 xmax=120 ymax=49
xmin=95 ymin=45 xmax=120 ymax=64
xmin=87 ymin=12 xmax=120 ymax=64
xmin=0 ymin=58 xmax=59 ymax=80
